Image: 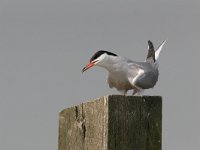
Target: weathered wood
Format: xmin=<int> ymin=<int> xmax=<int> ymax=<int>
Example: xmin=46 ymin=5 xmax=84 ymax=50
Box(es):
xmin=59 ymin=95 xmax=162 ymax=150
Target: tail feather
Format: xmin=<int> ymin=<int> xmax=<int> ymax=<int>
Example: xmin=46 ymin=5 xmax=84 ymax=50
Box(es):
xmin=155 ymin=40 xmax=167 ymax=61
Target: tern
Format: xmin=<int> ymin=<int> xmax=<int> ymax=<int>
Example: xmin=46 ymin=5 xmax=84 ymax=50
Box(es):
xmin=82 ymin=40 xmax=166 ymax=95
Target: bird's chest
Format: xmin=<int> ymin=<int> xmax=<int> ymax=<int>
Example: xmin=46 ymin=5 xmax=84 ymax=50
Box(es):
xmin=107 ymin=72 xmax=132 ymax=90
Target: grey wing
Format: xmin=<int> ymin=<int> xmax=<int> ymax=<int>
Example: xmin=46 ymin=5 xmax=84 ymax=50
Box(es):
xmin=126 ymin=61 xmax=144 ymax=87
xmin=126 ymin=60 xmax=159 ymax=89
xmin=134 ymin=69 xmax=159 ymax=89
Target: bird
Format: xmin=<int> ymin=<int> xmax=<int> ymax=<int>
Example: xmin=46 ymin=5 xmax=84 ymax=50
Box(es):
xmin=82 ymin=40 xmax=166 ymax=95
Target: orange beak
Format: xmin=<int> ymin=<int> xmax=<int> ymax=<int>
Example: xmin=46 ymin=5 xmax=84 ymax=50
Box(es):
xmin=82 ymin=61 xmax=97 ymax=73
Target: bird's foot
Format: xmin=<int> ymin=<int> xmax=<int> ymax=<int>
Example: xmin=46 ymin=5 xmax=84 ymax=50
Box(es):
xmin=132 ymin=89 xmax=143 ymax=96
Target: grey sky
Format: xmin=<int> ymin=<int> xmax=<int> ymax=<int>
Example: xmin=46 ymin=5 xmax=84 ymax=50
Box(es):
xmin=0 ymin=0 xmax=199 ymax=149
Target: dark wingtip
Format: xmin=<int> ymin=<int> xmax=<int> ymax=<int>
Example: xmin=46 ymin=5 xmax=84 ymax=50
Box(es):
xmin=148 ymin=40 xmax=152 ymax=44
xmin=148 ymin=40 xmax=154 ymax=48
xmin=146 ymin=40 xmax=155 ymax=63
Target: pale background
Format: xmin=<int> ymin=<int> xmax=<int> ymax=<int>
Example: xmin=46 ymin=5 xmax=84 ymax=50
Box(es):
xmin=0 ymin=0 xmax=199 ymax=149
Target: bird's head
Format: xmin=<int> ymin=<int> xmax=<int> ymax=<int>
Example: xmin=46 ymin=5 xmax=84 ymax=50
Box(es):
xmin=82 ymin=50 xmax=118 ymax=72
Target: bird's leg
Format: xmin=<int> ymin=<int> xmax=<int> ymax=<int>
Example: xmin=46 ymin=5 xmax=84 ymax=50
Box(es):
xmin=138 ymin=90 xmax=144 ymax=96
xmin=120 ymin=90 xmax=127 ymax=96
xmin=132 ymin=88 xmax=143 ymax=96
xmin=132 ymin=89 xmax=137 ymax=96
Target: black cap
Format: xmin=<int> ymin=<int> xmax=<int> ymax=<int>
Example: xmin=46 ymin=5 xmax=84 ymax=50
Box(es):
xmin=90 ymin=50 xmax=117 ymax=62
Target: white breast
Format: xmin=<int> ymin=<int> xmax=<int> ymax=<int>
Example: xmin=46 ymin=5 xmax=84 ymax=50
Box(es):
xmin=107 ymin=72 xmax=132 ymax=91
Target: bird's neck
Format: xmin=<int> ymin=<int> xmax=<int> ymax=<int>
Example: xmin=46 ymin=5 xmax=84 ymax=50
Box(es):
xmin=97 ymin=57 xmax=121 ymax=72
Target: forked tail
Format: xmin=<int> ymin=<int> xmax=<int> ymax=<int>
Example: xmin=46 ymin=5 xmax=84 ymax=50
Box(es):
xmin=146 ymin=40 xmax=167 ymax=63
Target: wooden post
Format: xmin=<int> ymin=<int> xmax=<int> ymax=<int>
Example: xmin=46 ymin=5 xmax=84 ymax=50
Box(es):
xmin=59 ymin=95 xmax=162 ymax=150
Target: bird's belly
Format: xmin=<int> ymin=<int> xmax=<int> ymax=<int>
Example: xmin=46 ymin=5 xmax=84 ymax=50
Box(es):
xmin=107 ymin=74 xmax=132 ymax=91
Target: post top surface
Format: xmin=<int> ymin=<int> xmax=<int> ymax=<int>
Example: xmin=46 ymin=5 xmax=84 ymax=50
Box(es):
xmin=59 ymin=95 xmax=162 ymax=115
